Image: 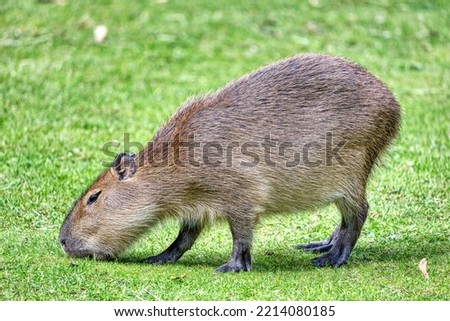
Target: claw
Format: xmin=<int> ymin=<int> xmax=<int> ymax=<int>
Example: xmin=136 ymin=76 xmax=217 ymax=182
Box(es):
xmin=311 ymin=241 xmax=352 ymax=268
xmin=297 ymin=241 xmax=333 ymax=253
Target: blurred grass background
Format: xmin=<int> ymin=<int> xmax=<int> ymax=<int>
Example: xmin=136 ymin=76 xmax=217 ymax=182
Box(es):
xmin=0 ymin=0 xmax=449 ymax=300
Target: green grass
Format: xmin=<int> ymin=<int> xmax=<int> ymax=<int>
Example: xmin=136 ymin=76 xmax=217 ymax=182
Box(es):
xmin=1 ymin=0 xmax=449 ymax=300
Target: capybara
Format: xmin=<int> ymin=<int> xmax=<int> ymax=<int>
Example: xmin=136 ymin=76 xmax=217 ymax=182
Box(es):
xmin=59 ymin=54 xmax=400 ymax=272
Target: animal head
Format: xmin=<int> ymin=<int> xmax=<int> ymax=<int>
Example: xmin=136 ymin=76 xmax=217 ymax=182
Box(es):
xmin=59 ymin=153 xmax=158 ymax=259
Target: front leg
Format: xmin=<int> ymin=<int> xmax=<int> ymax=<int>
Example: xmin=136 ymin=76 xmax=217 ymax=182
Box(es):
xmin=143 ymin=220 xmax=203 ymax=265
xmin=216 ymin=217 xmax=253 ymax=273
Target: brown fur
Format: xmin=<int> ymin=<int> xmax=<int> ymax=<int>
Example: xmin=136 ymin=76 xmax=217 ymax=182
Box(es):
xmin=59 ymin=54 xmax=400 ymax=272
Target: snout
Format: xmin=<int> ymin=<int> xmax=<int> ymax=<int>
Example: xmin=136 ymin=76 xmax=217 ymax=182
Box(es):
xmin=59 ymin=217 xmax=92 ymax=258
xmin=59 ymin=237 xmax=68 ymax=253
xmin=59 ymin=222 xmax=81 ymax=257
xmin=58 ymin=215 xmax=114 ymax=260
xmin=59 ymin=235 xmax=90 ymax=258
xmin=59 ymin=236 xmax=74 ymax=256
xmin=59 ymin=234 xmax=112 ymax=260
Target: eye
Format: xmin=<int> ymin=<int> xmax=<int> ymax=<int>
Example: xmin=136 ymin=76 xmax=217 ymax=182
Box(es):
xmin=87 ymin=191 xmax=102 ymax=205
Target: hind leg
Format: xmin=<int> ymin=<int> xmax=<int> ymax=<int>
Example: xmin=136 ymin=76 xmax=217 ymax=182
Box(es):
xmin=310 ymin=198 xmax=368 ymax=267
xmin=297 ymin=225 xmax=341 ymax=253
xmin=298 ymin=197 xmax=368 ymax=267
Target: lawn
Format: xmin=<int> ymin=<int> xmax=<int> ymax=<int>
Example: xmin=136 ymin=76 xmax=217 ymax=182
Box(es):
xmin=0 ymin=0 xmax=449 ymax=300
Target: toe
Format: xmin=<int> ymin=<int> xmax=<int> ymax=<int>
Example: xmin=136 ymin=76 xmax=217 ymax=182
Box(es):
xmin=311 ymin=245 xmax=351 ymax=268
xmin=215 ymin=263 xmax=243 ymax=273
xmin=298 ymin=243 xmax=333 ymax=253
xmin=311 ymin=255 xmax=331 ymax=267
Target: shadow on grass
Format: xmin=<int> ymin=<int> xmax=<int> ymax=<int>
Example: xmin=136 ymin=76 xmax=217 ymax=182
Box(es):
xmin=118 ymin=235 xmax=450 ymax=272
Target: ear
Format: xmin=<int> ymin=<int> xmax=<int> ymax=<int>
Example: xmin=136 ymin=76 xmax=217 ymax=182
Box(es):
xmin=111 ymin=153 xmax=137 ymax=180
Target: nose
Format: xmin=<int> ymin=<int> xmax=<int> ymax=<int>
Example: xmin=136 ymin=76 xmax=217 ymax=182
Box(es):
xmin=60 ymin=238 xmax=67 ymax=247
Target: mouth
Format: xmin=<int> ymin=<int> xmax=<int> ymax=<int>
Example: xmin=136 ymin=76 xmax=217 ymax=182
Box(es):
xmin=63 ymin=249 xmax=114 ymax=261
xmin=60 ymin=243 xmax=113 ymax=261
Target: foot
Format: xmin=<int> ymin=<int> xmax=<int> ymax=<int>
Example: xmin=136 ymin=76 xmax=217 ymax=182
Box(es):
xmin=298 ymin=224 xmax=357 ymax=267
xmin=215 ymin=249 xmax=252 ymax=273
xmin=142 ymin=251 xmax=179 ymax=265
xmin=215 ymin=259 xmax=251 ymax=273
xmin=142 ymin=221 xmax=203 ymax=266
xmin=311 ymin=240 xmax=353 ymax=267
xmin=298 ymin=224 xmax=341 ymax=254
xmin=297 ymin=240 xmax=333 ymax=253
